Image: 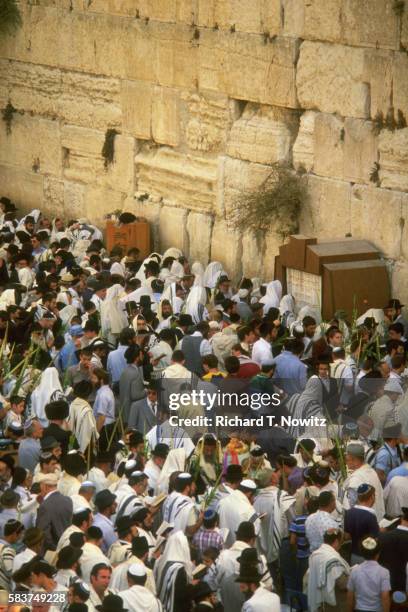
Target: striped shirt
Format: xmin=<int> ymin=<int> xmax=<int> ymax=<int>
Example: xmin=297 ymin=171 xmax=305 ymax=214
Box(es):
xmin=0 ymin=539 xmax=16 ymax=590
xmin=289 ymin=515 xmax=310 ymax=559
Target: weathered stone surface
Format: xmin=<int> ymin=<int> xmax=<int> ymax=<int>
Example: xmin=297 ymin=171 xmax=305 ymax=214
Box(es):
xmin=363 ymin=49 xmax=394 ymax=119
xmin=378 ymin=128 xmax=408 ymax=191
xmin=198 ymin=0 xmax=280 ymax=35
xmin=297 ymin=42 xmax=369 ymax=119
xmin=342 ymin=0 xmax=399 ymax=50
xmin=152 ymin=87 xmax=180 ymax=146
xmin=135 ymin=148 xmax=218 ymax=213
xmin=283 ymin=0 xmax=342 ymax=42
xmin=242 ymin=230 xmax=265 ymax=278
xmin=343 ymin=119 xmax=378 ymax=184
xmin=159 ymin=205 xmax=188 ymax=251
xmin=0 ymin=114 xmax=61 ymax=177
xmin=220 ymin=156 xmax=272 ymax=219
xmin=350 ymin=185 xmax=407 ymax=259
xmin=263 ymin=231 xmax=284 ymax=280
xmin=0 ymin=165 xmax=44 ymax=211
xmin=393 ymin=53 xmax=408 ymax=122
xmin=227 ymin=103 xmax=294 ymax=165
xmin=313 ymin=114 xmax=344 ymax=180
xmin=43 ymin=177 xmax=64 ymax=218
xmin=121 ymin=80 xmax=152 ymax=140
xmin=300 ymin=175 xmax=352 ymax=238
xmin=84 ymin=185 xmax=126 ymax=225
xmin=63 ymin=181 xmax=86 ymax=219
xmin=284 ymin=0 xmax=399 ymax=50
xmin=210 ymin=219 xmax=242 ymax=280
xmin=186 ymin=212 xmax=213 ymax=264
xmin=293 ymin=111 xmax=316 ymax=172
xmin=182 ymin=91 xmax=231 ymax=153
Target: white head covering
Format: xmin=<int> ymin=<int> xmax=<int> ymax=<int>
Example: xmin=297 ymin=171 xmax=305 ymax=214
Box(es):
xmin=30 ymin=367 xmax=64 ymax=426
xmin=162 ymin=247 xmax=183 ymax=260
xmin=185 ymin=286 xmax=207 ymax=323
xmin=0 ymin=289 xmax=16 ymax=309
xmin=100 ymin=283 xmax=127 ymax=335
xmin=191 ymin=262 xmax=205 ymax=287
xmin=155 ymin=531 xmax=193 ymax=579
xmin=259 ymin=280 xmax=282 ymax=314
xmin=156 ymin=448 xmax=187 ymax=495
xmin=203 ymin=262 xmax=224 ymax=289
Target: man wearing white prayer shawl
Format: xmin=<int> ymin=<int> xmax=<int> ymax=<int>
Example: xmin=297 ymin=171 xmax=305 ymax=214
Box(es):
xmin=79 ymin=529 xmax=111 ymax=584
xmin=154 ymin=531 xmax=193 ymax=612
xmin=307 ymin=529 xmax=350 ymax=612
xmin=31 ymin=367 xmax=65 ymax=427
xmin=343 ymin=443 xmax=385 ymax=520
xmin=68 ymin=383 xmax=99 ymax=454
xmin=162 ymin=472 xmax=201 ymax=535
xmin=259 ymin=280 xmax=282 ymax=314
xmin=384 ymin=475 xmax=408 ymax=517
xmin=145 ymin=406 xmax=195 ymax=458
xmin=211 ymin=522 xmax=272 ymax=612
xmin=110 ymin=536 xmax=156 ymax=594
xmin=218 ymin=479 xmax=260 ymax=548
xmin=253 ymin=469 xmax=295 ymax=565
xmin=119 ymin=563 xmax=163 ymax=611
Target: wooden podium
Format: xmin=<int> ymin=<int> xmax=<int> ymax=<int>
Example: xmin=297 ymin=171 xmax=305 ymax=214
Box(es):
xmin=105 ymin=220 xmax=151 ymax=258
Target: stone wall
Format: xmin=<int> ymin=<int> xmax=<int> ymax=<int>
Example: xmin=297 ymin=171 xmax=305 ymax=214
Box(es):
xmin=1 ymin=0 xmax=408 ymax=300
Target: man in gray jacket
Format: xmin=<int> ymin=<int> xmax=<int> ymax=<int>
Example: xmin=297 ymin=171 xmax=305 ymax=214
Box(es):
xmin=119 ymin=344 xmax=146 ymax=424
xmin=35 ymin=473 xmax=73 ymax=552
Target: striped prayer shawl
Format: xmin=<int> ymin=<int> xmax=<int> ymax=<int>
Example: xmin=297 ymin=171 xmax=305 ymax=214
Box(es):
xmin=284 ymin=394 xmax=323 ymax=438
xmin=157 ymin=561 xmax=183 ymax=612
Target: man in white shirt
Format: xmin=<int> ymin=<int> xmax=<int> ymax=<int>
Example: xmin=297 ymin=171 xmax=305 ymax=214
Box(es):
xmin=252 ymin=323 xmax=273 ymax=366
xmin=119 ymin=563 xmax=163 ymax=611
xmin=219 ymin=479 xmax=259 ymax=548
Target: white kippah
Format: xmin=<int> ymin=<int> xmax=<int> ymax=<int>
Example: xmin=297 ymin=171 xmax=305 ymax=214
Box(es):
xmin=125 ymin=459 xmax=137 ymax=469
xmin=128 ymin=563 xmax=146 ymax=577
xmin=73 ymin=507 xmax=89 ymax=515
xmin=178 ymin=472 xmax=192 ymax=480
xmin=240 ymin=479 xmax=257 ymax=490
xmin=80 ymin=481 xmax=95 ymax=489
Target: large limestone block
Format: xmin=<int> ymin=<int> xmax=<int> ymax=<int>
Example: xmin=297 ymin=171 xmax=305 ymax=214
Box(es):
xmin=84 ymin=185 xmax=126 ymax=225
xmin=363 ymin=49 xmax=394 ymax=118
xmin=297 ymin=42 xmax=369 ymax=118
xmin=43 ymin=177 xmax=64 ymax=218
xmin=0 ymin=165 xmax=44 ymax=212
xmin=121 ymin=80 xmax=152 ymax=140
xmin=182 ymin=91 xmax=231 ymax=153
xmin=61 ymin=126 xmax=134 ymax=193
xmin=343 ymin=119 xmax=378 ymax=184
xmin=293 ymin=111 xmax=317 ymax=172
xmin=283 ymin=0 xmax=342 ymax=42
xmin=342 ymin=0 xmax=399 ymax=50
xmin=242 ymin=230 xmax=265 ymax=278
xmin=64 ymin=181 xmax=86 ymax=219
xmin=159 ymin=205 xmax=188 ymax=252
xmin=379 ymin=128 xmax=408 ymax=191
xmin=0 ymin=114 xmax=61 ymax=177
xmin=135 ymin=0 xmax=177 ymax=22
xmin=313 ymin=114 xmax=344 ymax=180
xmin=197 ymin=0 xmax=280 ymax=35
xmin=393 ymin=53 xmax=408 ymax=121
xmin=220 ymin=156 xmax=272 ymax=219
xmin=186 ymin=212 xmax=213 ymax=264
xmin=227 ymin=104 xmax=293 ymax=165
xmin=350 ymin=185 xmax=407 ymax=259
xmin=402 ymin=8 xmax=408 ymax=50
xmin=198 ymin=30 xmax=227 ymax=92
xmin=299 ymin=175 xmax=352 ymax=238
xmin=210 ymin=219 xmax=242 ymax=280
xmin=59 ymin=72 xmax=122 ymax=129
xmin=225 ymin=35 xmax=298 ymax=108
xmin=156 ymin=35 xmax=198 ymax=89
xmin=152 ymin=87 xmax=180 ymax=147
xmin=135 ymin=148 xmax=217 ymax=213
xmin=133 ymin=197 xmax=162 ymax=250
xmin=263 ymin=231 xmax=284 ymax=280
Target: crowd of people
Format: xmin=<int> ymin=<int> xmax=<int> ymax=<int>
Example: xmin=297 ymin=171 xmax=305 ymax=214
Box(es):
xmin=0 ymin=198 xmax=407 ymax=611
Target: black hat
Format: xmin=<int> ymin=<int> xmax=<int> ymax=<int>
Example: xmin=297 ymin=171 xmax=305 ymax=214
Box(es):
xmin=131 ymin=536 xmax=149 ymax=557
xmin=68 ymin=604 xmax=88 ymax=612
xmin=152 ymin=443 xmax=169 ymax=459
xmin=95 ymin=594 xmax=128 ymax=612
xmin=385 ymin=299 xmax=404 ymax=309
xmin=236 ymin=521 xmax=256 ymax=540
xmin=0 ymin=197 xmax=11 ymax=206
xmin=383 ymin=422 xmax=402 ymax=439
xmin=235 ymin=564 xmax=262 ymax=583
xmin=94 ymin=489 xmax=116 ymax=511
xmin=56 ymin=545 xmax=83 ymax=569
xmin=225 ymin=464 xmax=243 ymax=481
xmin=178 ymin=314 xmax=193 ymax=327
xmin=190 ymin=581 xmax=214 ymax=602
xmin=131 ymin=507 xmax=149 ymax=523
xmin=237 ymin=547 xmax=260 ymax=565
xmin=95 ymin=450 xmax=114 ymax=464
xmin=115 ymin=516 xmax=135 ymax=535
